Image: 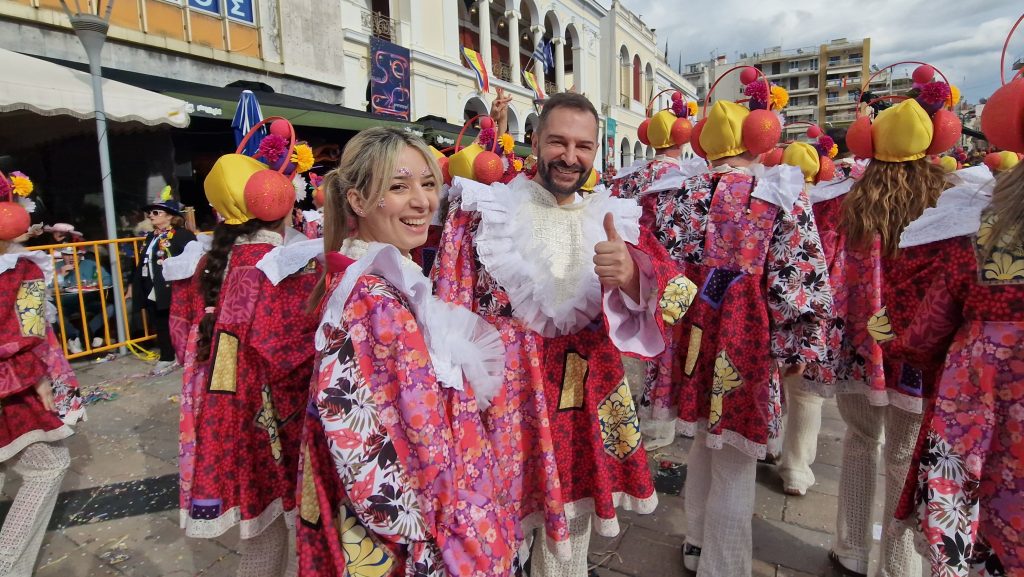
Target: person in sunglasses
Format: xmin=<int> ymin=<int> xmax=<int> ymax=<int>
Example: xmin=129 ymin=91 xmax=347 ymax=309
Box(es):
xmin=129 ymin=197 xmax=196 ymax=375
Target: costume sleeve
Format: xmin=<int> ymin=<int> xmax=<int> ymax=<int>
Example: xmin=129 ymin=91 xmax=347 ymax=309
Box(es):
xmin=315 ymin=277 xmax=512 ymax=576
xmin=431 ymin=209 xmax=480 ymax=312
xmin=766 ymin=188 xmax=833 ymax=365
xmin=169 ymin=275 xmax=197 ymax=365
xmin=171 ymin=229 xmax=197 ymax=257
xmin=604 ymin=229 xmax=692 ymax=359
xmin=250 ymin=269 xmax=320 ymax=386
xmin=0 ymin=263 xmax=49 ymax=398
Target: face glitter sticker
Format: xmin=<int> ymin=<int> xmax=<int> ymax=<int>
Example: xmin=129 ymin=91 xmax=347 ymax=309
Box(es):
xmin=395 ymin=167 xmax=412 ymax=177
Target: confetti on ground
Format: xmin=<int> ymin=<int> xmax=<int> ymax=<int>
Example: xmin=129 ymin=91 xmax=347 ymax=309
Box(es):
xmin=98 ymin=541 xmax=130 ymax=564
xmin=81 ymin=385 xmax=119 ymax=406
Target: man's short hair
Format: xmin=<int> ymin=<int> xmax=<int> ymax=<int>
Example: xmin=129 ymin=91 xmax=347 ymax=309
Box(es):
xmin=536 ymin=92 xmax=600 ymax=136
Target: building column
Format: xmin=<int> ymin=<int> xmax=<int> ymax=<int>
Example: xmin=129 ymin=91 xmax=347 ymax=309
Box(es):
xmin=532 ymin=25 xmax=546 ymax=91
xmin=478 ymin=0 xmax=492 ymax=77
xmin=552 ymin=36 xmax=565 ymax=93
xmin=572 ymin=43 xmax=584 ymax=93
xmin=506 ymin=10 xmax=521 ymax=86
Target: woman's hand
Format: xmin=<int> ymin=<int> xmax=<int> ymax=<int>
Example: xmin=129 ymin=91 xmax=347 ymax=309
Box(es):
xmin=35 ymin=380 xmax=56 ymax=412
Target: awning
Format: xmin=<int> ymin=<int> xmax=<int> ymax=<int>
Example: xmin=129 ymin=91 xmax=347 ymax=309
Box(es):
xmin=0 ymin=48 xmax=190 ymax=128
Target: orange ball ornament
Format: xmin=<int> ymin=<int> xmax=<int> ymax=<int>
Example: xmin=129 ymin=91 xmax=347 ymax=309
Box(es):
xmin=761 ymin=147 xmax=784 ymax=167
xmin=740 ymin=66 xmax=759 ymax=86
xmin=438 ymin=156 xmax=452 ymax=185
xmin=473 ymin=151 xmax=504 ymax=185
xmin=816 ymin=155 xmax=836 ymax=183
xmin=0 ymin=202 xmax=30 ymax=241
xmin=690 ymin=118 xmax=708 ymax=159
xmin=742 ymin=109 xmax=782 ymax=156
xmin=671 ymin=118 xmax=693 ymax=147
xmin=244 ymin=169 xmax=294 ymax=222
xmin=984 ymin=152 xmax=1003 ymax=171
xmin=846 ymin=116 xmax=874 ymax=159
xmin=637 ymin=119 xmax=651 ymax=146
xmin=981 ymin=79 xmax=1024 ymax=153
xmin=926 ymin=109 xmax=963 ymax=155
xmin=312 ymin=186 xmax=325 ymax=209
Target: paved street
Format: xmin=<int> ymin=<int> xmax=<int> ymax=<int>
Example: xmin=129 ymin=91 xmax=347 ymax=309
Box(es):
xmin=7 ymin=355 xmax=906 ymax=576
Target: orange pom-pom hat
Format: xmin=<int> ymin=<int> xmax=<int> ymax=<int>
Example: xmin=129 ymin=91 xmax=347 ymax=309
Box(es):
xmin=763 ymin=122 xmax=837 ymax=184
xmin=638 ymin=90 xmax=696 ymax=150
xmin=444 ymin=114 xmax=524 ymax=185
xmin=691 ymin=65 xmax=786 ymax=161
xmin=981 ymin=13 xmax=1024 ymax=154
xmin=0 ymin=170 xmax=35 ymax=242
xmin=845 ymin=61 xmax=962 ymax=162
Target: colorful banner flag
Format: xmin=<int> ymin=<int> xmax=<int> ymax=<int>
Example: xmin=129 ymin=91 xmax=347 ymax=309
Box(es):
xmin=370 ymin=37 xmax=411 ymax=120
xmin=523 ymin=69 xmax=546 ymax=100
xmin=461 ymin=46 xmax=490 ymax=93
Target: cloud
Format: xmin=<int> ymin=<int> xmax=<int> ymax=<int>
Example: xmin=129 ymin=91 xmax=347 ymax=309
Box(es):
xmin=615 ymin=0 xmax=1023 ymax=100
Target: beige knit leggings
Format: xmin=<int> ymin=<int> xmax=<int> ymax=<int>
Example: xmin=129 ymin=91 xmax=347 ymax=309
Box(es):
xmin=0 ymin=442 xmax=69 ymax=577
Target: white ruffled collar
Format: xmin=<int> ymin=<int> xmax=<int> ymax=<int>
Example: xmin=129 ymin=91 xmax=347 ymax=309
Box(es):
xmin=162 ymin=236 xmax=212 ymax=282
xmin=317 ymin=242 xmax=505 ymax=409
xmin=899 ymin=170 xmax=994 ymax=249
xmin=0 ymin=248 xmax=54 ymax=285
xmin=809 ymin=177 xmax=855 ymax=204
xmin=453 ymin=175 xmax=642 ymax=337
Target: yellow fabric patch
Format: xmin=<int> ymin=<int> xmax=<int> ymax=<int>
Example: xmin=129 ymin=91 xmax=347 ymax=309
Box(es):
xmin=709 ymin=351 xmax=743 ymax=428
xmin=872 ymin=100 xmax=933 ymax=162
xmin=254 ymin=384 xmax=283 ymax=463
xmin=867 ymin=307 xmax=896 ymax=343
xmin=299 ymin=445 xmax=320 ymax=526
xmin=684 ymin=326 xmax=703 ymax=377
xmin=782 ymin=142 xmax=820 ymax=182
xmin=559 ymin=352 xmax=589 ymax=410
xmin=700 ymin=101 xmax=750 ymax=161
xmin=597 ymin=382 xmax=642 ymax=460
xmin=209 ymin=332 xmax=240 ymax=393
xmin=15 ymin=280 xmax=46 ymax=338
xmin=338 ymin=508 xmax=394 ymax=577
xmin=660 ymin=275 xmax=698 ymax=326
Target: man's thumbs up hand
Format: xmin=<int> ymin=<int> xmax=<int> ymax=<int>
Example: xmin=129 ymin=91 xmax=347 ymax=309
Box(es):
xmin=594 ymin=213 xmax=640 ymax=301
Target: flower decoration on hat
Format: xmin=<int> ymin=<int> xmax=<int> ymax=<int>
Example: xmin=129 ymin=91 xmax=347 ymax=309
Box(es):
xmin=0 ymin=170 xmax=37 ymax=241
xmin=691 ymin=66 xmax=787 ymax=161
xmin=204 ymin=116 xmax=311 ymax=225
xmin=447 ymin=115 xmax=524 ymax=185
xmin=845 ymin=62 xmax=962 ymax=162
xmin=980 ymin=13 xmax=1024 ymax=155
xmin=638 ymin=90 xmax=697 ymax=151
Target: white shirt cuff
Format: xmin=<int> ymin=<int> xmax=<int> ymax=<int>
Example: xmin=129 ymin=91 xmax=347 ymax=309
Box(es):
xmin=603 ymin=245 xmax=665 ymax=357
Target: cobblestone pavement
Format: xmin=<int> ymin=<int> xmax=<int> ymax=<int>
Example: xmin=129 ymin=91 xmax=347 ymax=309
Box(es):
xmin=4 ymin=355 xmax=921 ymax=576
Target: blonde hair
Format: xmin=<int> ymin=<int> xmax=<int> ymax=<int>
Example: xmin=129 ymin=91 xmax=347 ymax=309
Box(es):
xmin=981 ymin=160 xmax=1024 ymax=260
xmin=309 ymin=127 xmax=441 ymax=307
xmin=842 ymin=158 xmax=947 ymax=257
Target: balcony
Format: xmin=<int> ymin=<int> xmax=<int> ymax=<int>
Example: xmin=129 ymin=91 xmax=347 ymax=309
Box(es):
xmin=362 ymin=10 xmax=398 ymax=41
xmin=492 ymin=60 xmax=513 ymax=83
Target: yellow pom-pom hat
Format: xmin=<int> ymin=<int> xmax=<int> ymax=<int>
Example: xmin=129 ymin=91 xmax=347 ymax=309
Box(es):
xmin=446 ymin=114 xmax=521 ymax=186
xmin=0 ymin=170 xmax=35 ymax=241
xmin=845 ymin=61 xmax=962 ymax=162
xmin=691 ymin=66 xmax=787 ymax=161
xmin=205 ymin=116 xmax=306 ymax=225
xmin=766 ymin=123 xmax=837 ymax=183
xmin=638 ymin=90 xmax=696 ymax=150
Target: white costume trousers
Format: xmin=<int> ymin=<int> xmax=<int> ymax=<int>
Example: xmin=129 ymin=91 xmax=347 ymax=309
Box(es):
xmin=778 ymin=375 xmax=825 ymax=493
xmin=0 ymin=442 xmax=70 ymax=577
xmin=531 ymin=514 xmax=592 ymax=577
xmin=237 ymin=515 xmax=290 ymax=577
xmin=834 ymin=394 xmax=923 ymax=577
xmin=684 ymin=433 xmax=757 ymax=577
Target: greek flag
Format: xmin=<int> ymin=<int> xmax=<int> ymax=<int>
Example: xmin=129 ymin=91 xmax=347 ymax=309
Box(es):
xmin=532 ymin=39 xmax=555 ymax=76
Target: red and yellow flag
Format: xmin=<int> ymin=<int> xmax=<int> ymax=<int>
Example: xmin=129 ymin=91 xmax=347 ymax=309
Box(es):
xmin=461 ymin=47 xmax=490 ymax=93
xmin=523 ymin=69 xmax=545 ymax=100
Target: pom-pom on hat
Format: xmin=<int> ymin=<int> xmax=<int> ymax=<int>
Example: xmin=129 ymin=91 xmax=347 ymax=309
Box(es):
xmin=980 ymin=13 xmax=1024 ymax=154
xmin=639 ymin=90 xmax=696 ymax=150
xmin=445 ymin=114 xmax=523 ymax=185
xmin=205 ymin=116 xmax=310 ymax=224
xmin=985 ymin=150 xmax=1022 ymax=172
xmin=0 ymin=170 xmax=37 ymax=241
xmin=845 ymin=62 xmax=962 ymax=162
xmin=776 ymin=123 xmax=838 ymax=183
xmin=693 ymin=66 xmax=786 ymax=161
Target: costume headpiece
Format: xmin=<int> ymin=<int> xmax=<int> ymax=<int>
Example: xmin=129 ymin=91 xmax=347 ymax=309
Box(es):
xmin=691 ymin=66 xmax=788 ymax=161
xmin=981 ymin=13 xmax=1024 ymax=154
xmin=763 ymin=122 xmax=838 ymax=183
xmin=638 ymin=90 xmax=697 ymax=150
xmin=580 ymin=168 xmax=601 ymax=192
xmin=984 ymin=150 xmax=1023 ymax=172
xmin=845 ymin=62 xmax=962 ymax=162
xmin=446 ymin=115 xmax=524 ymax=185
xmin=0 ymin=170 xmax=37 ymax=241
xmin=205 ymin=117 xmax=314 ymax=224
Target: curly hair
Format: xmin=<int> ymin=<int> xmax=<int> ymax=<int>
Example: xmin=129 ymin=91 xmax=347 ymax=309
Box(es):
xmin=981 ymin=161 xmax=1024 ymax=261
xmin=842 ymin=158 xmax=947 ymax=257
xmin=195 ymin=218 xmax=280 ymax=361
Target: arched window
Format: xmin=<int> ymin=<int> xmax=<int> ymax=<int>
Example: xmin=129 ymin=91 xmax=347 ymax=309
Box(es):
xmin=632 ymin=55 xmax=642 ymax=101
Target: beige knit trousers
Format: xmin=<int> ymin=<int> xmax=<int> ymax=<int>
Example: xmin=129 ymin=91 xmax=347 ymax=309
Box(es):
xmin=237 ymin=516 xmax=290 ymax=577
xmin=834 ymin=394 xmax=923 ymax=577
xmin=531 ymin=515 xmax=592 ymax=577
xmin=0 ymin=442 xmax=70 ymax=577
xmin=684 ymin=433 xmax=758 ymax=577
xmin=778 ymin=375 xmax=825 ymax=493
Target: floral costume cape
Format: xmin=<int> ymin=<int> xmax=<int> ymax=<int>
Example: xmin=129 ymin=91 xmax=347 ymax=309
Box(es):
xmin=639 ymin=164 xmax=833 ymax=458
xmin=432 ymin=175 xmax=685 ymax=551
xmin=0 ymin=251 xmax=84 ymax=462
xmin=167 ymin=231 xmax=320 ymax=538
xmin=295 ymin=243 xmax=516 ymax=577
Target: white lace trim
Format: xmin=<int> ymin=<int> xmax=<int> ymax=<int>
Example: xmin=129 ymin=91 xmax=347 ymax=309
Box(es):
xmin=562 ymin=492 xmax=659 ymax=538
xmin=947 ymin=165 xmax=996 ymax=189
xmin=612 ymin=158 xmax=650 ymax=180
xmin=809 ymin=177 xmax=855 ymax=204
xmin=182 ymin=497 xmax=294 ymax=539
xmin=835 ymin=382 xmax=922 ymax=413
xmin=0 ymin=248 xmax=54 ymax=286
xmin=236 ymin=229 xmax=283 ymax=247
xmin=676 ymin=419 xmax=768 ymax=460
xmin=318 ymin=243 xmax=505 ymax=409
xmin=0 ymin=426 xmax=74 ymax=463
xmin=256 ymin=238 xmax=323 ymax=286
xmin=899 ymin=177 xmax=993 ymax=248
xmin=161 ymin=237 xmax=212 ymax=282
xmin=283 ymin=226 xmax=308 ymax=245
xmin=749 ymin=163 xmax=805 ymax=211
xmin=453 ymin=175 xmax=642 ymax=338
xmin=519 ymin=510 xmax=574 ymax=561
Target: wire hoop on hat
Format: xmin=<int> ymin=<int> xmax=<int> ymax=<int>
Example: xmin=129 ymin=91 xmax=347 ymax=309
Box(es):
xmin=856 ymin=61 xmax=955 ymax=117
xmin=702 ymin=65 xmax=774 ymax=117
xmin=1000 ymin=13 xmax=1024 ymax=84
xmin=236 ymin=116 xmax=297 ymax=175
xmin=646 ymin=88 xmax=681 ymax=117
xmin=449 ymin=114 xmax=500 ymax=154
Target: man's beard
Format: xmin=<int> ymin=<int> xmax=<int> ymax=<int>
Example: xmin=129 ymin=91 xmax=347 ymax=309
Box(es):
xmin=536 ymin=157 xmax=590 ymax=199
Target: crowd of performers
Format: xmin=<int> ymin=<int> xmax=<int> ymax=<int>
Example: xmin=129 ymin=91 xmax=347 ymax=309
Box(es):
xmin=2 ymin=14 xmax=1024 ymax=577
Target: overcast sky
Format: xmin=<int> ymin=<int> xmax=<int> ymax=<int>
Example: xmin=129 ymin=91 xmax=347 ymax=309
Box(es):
xmin=609 ymin=0 xmax=1023 ymax=102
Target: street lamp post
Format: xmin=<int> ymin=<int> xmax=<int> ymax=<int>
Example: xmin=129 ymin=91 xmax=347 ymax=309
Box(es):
xmin=59 ymin=0 xmax=127 ymax=350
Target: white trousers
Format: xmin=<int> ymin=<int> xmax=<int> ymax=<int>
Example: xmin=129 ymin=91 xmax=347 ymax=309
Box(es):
xmin=778 ymin=376 xmax=825 ymax=493
xmin=237 ymin=515 xmax=290 ymax=577
xmin=834 ymin=394 xmax=923 ymax=577
xmin=684 ymin=434 xmax=757 ymax=577
xmin=531 ymin=515 xmax=592 ymax=577
xmin=0 ymin=442 xmax=70 ymax=577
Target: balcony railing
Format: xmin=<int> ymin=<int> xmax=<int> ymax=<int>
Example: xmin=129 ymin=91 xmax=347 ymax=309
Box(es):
xmin=362 ymin=10 xmax=398 ymax=41
xmin=492 ymin=60 xmax=512 ymax=83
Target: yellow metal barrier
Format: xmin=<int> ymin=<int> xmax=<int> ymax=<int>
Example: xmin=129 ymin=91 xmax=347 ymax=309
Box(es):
xmin=30 ymin=237 xmax=156 ymax=360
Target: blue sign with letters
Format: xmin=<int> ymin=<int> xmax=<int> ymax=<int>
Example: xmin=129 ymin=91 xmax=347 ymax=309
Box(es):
xmin=225 ymin=0 xmax=255 ymax=24
xmin=187 ymin=0 xmax=219 ymax=17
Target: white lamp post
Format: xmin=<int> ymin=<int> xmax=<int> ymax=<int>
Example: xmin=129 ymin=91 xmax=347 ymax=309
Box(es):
xmin=59 ymin=0 xmax=127 ymax=349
